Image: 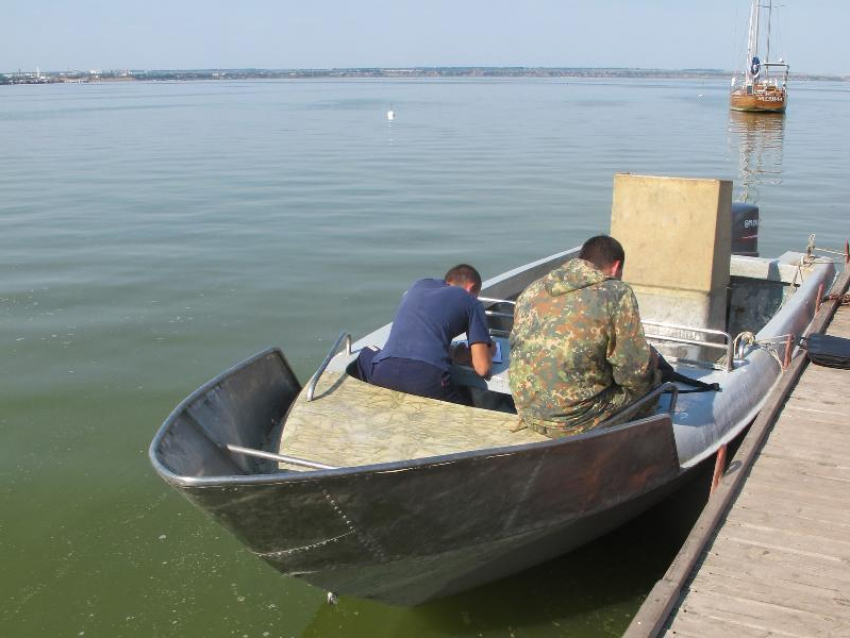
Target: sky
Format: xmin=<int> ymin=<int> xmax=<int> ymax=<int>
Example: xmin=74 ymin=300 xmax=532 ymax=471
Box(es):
xmin=3 ymin=1 xmax=847 ymax=76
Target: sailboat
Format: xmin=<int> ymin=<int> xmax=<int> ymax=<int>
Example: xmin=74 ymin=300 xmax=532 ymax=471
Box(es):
xmin=730 ymin=0 xmax=789 ymax=113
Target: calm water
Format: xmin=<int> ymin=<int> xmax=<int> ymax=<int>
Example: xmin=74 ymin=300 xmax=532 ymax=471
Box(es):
xmin=2 ymin=77 xmax=848 ymax=637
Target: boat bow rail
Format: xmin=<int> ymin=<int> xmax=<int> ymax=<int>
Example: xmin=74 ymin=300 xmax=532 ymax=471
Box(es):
xmin=306 ymin=331 xmax=352 ymax=402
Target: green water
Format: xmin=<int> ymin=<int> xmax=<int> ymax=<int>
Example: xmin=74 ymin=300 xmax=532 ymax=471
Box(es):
xmin=2 ymin=78 xmax=848 ymax=637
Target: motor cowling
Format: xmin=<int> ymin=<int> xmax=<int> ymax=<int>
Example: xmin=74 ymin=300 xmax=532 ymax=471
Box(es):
xmin=731 ymin=202 xmax=759 ymax=257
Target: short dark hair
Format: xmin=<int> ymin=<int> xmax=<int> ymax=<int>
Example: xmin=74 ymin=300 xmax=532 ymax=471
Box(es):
xmin=579 ymin=235 xmax=625 ymax=270
xmin=444 ymin=264 xmax=482 ymax=290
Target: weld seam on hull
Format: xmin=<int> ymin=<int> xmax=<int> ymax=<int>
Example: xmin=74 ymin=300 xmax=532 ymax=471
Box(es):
xmin=505 ymin=447 xmax=548 ymax=529
xmin=256 ymin=531 xmax=356 ymax=558
xmin=321 ymin=487 xmax=390 ymax=562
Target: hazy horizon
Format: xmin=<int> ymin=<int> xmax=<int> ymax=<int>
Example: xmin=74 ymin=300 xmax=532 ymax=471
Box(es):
xmin=3 ymin=1 xmax=848 ymax=77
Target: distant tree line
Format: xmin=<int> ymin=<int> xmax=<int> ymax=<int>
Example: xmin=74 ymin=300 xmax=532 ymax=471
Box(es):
xmin=1 ymin=67 xmax=847 ymax=84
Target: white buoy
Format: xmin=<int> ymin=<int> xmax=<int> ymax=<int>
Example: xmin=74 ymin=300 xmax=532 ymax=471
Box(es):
xmin=386 ymin=109 xmax=395 ymax=121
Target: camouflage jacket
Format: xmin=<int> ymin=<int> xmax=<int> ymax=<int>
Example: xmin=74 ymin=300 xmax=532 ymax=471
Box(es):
xmin=509 ymin=258 xmax=657 ymax=437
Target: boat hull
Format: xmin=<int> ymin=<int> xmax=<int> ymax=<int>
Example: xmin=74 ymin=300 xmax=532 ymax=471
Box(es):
xmin=730 ymin=87 xmax=787 ymax=113
xmin=247 ymin=465 xmax=685 ymax=605
xmin=152 ymin=358 xmax=682 ymax=605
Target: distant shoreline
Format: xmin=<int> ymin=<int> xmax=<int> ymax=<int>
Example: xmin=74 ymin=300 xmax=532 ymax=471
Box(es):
xmin=2 ymin=66 xmax=847 ymax=85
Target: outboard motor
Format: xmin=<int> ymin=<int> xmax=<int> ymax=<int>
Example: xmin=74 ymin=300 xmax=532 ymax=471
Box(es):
xmin=731 ymin=202 xmax=759 ymax=257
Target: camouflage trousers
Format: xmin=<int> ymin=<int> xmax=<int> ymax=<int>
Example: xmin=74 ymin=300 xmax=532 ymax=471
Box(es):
xmin=519 ymin=383 xmax=660 ymax=439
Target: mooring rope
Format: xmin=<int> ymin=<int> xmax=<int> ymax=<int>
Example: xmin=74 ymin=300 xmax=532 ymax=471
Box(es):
xmin=734 ymin=331 xmax=797 ymax=368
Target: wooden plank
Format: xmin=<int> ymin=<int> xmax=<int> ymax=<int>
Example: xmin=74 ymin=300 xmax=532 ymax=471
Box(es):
xmin=780 ymin=395 xmax=849 ymax=412
xmin=829 ymin=321 xmax=850 ymax=334
xmin=762 ymin=425 xmax=850 ymax=450
xmin=697 ymin=543 xmax=850 ymax=590
xmin=777 ymin=406 xmax=849 ymax=425
xmin=769 ymin=425 xmax=850 ymax=443
xmin=828 ymin=313 xmax=849 ymax=326
xmin=827 ymin=309 xmax=850 ymax=331
xmin=765 ymin=436 xmax=850 ymax=465
xmin=722 ymin=506 xmax=850 ymax=545
xmin=714 ymin=521 xmax=850 ymax=561
xmin=757 ymin=445 xmax=850 ymax=467
xmin=680 ymin=564 xmax=850 ymax=621
xmin=747 ymin=451 xmax=850 ymax=481
xmin=792 ymin=379 xmax=850 ymax=396
xmin=738 ymin=471 xmax=850 ymax=502
xmin=772 ymin=418 xmax=848 ymax=435
xmin=831 ymin=317 xmax=850 ymax=330
xmin=794 ymin=363 xmax=850 ymax=380
xmin=663 ymin=610 xmax=801 ymax=638
xmin=742 ymin=458 xmax=850 ymax=492
xmin=731 ymin=481 xmax=850 ymax=519
xmin=784 ymin=383 xmax=850 ymax=402
xmin=784 ymin=375 xmax=850 ymax=392
xmin=728 ymin=500 xmax=850 ymax=531
xmin=766 ymin=431 xmax=849 ymax=452
xmin=790 ymin=363 xmax=850 ymax=380
xmin=769 ymin=411 xmax=849 ymax=434
xmin=805 ymin=364 xmax=850 ymax=386
xmin=667 ymin=589 xmax=847 ymax=638
xmin=783 ymin=390 xmax=850 ymax=410
xmin=731 ymin=501 xmax=850 ymax=528
xmin=771 ymin=421 xmax=847 ymax=439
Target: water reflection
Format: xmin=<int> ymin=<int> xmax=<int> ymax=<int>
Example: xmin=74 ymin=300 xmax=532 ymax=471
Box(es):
xmin=728 ymin=110 xmax=786 ymax=204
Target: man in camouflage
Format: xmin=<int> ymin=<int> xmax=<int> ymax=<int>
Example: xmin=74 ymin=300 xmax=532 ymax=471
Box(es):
xmin=509 ymin=235 xmax=659 ymax=437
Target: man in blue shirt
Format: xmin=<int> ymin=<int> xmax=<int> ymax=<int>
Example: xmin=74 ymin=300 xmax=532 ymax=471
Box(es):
xmin=357 ymin=264 xmax=495 ymax=404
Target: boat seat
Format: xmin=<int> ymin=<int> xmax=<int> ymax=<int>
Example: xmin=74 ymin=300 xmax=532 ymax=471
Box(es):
xmin=277 ymin=372 xmax=547 ymax=471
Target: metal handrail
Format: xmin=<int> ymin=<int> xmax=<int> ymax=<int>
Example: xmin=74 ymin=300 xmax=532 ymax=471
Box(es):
xmin=305 ymin=331 xmax=352 ymax=402
xmin=643 ymin=320 xmax=734 ymax=372
xmin=480 ymin=297 xmax=516 ymax=322
xmin=478 ymin=296 xmax=516 ymax=307
xmin=227 ymin=444 xmax=338 ymax=471
xmin=598 ymin=382 xmax=680 ymax=429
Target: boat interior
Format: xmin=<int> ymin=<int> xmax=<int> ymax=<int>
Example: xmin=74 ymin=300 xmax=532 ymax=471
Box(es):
xmin=270 ymin=248 xmax=819 ymax=467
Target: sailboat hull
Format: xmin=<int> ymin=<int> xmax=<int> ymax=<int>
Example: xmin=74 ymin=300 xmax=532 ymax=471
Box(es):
xmin=730 ymin=86 xmax=787 ymax=113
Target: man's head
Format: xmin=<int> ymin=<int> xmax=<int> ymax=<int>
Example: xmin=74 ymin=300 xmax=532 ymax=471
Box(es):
xmin=579 ymin=235 xmax=625 ymax=280
xmin=445 ymin=264 xmax=483 ymax=297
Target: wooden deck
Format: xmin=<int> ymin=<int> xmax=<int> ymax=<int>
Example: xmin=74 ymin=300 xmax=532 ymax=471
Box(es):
xmin=626 ymin=268 xmax=850 ymax=638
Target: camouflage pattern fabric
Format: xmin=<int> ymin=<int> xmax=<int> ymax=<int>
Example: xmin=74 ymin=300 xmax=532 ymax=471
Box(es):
xmin=509 ymin=258 xmax=659 ymax=438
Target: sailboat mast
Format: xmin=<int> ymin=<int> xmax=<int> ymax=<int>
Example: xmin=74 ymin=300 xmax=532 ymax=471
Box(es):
xmin=765 ymin=0 xmax=773 ymax=65
xmin=746 ymin=0 xmax=761 ymax=83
